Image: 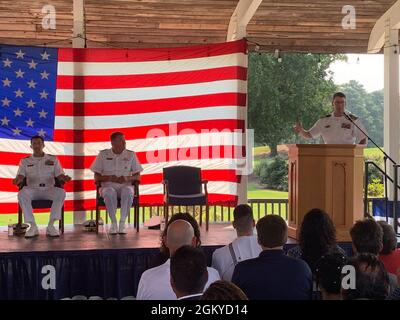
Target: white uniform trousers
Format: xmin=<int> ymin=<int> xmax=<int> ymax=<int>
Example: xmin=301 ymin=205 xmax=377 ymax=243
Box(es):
xmin=18 ymin=186 xmax=66 ymax=224
xmin=100 ymin=183 xmax=134 ymax=224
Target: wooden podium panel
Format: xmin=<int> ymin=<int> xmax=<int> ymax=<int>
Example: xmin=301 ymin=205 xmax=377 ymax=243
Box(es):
xmin=287 ymin=144 xmax=365 ymax=242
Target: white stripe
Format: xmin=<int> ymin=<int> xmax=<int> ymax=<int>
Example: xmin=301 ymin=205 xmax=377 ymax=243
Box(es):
xmin=0 ymin=158 xmax=242 ymax=179
xmin=54 ymin=106 xmax=244 ymax=130
xmin=58 ymin=53 xmax=247 ymax=76
xmin=0 ymin=181 xmax=238 ymax=203
xmin=0 ymin=132 xmax=244 ymax=156
xmin=55 ymin=79 xmax=247 ymax=103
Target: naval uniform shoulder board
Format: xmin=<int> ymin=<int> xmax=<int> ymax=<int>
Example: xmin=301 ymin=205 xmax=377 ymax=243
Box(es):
xmin=323 ymin=114 xmax=331 ymax=118
xmin=348 ymin=114 xmax=358 ymax=121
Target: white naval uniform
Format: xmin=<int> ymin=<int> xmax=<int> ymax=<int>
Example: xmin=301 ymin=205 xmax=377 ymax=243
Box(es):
xmin=136 ymin=258 xmax=220 ymax=300
xmin=211 ymin=234 xmax=262 ymax=281
xmin=90 ymin=148 xmax=143 ymax=224
xmin=17 ymin=154 xmax=66 ymax=224
xmin=309 ymin=112 xmax=367 ymax=144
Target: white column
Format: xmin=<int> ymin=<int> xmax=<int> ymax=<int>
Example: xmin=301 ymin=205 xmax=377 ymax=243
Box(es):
xmin=227 ymin=0 xmax=263 ymax=204
xmin=384 ymin=25 xmax=399 ymax=199
xmin=72 ymin=0 xmax=87 ymax=224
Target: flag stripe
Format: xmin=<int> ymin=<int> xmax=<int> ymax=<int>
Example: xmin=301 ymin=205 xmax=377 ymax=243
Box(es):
xmin=0 ymin=158 xmax=245 ymax=180
xmin=55 ymin=93 xmax=246 ymax=117
xmin=0 ymin=145 xmax=245 ymax=169
xmin=57 ymin=66 xmax=247 ymax=90
xmin=57 ymin=53 xmax=247 ymax=76
xmin=53 ymin=119 xmax=245 ymax=143
xmin=55 ymin=80 xmax=247 ymax=103
xmin=58 ymin=40 xmax=246 ymax=62
xmin=0 ymin=131 xmax=244 ymax=156
xmin=54 ymin=106 xmax=245 ymax=130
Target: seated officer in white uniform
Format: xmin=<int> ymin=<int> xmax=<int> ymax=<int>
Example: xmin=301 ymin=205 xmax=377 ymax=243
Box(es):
xmin=136 ymin=220 xmax=220 ymax=300
xmin=13 ymin=135 xmax=71 ymax=238
xmin=90 ymin=132 xmax=143 ymax=235
xmin=212 ymin=204 xmax=262 ymax=281
xmin=294 ymin=92 xmax=368 ymax=145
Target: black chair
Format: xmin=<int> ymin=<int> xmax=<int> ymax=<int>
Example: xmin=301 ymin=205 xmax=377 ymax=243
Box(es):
xmin=17 ymin=177 xmax=65 ymax=234
xmin=162 ymin=166 xmax=209 ymax=231
xmin=95 ymin=181 xmax=140 ymax=233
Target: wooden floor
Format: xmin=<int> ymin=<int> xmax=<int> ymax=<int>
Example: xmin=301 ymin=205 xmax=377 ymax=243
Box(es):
xmin=0 ymin=223 xmax=297 ymax=254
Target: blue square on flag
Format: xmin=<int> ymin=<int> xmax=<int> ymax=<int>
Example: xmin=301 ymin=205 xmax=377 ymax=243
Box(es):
xmin=0 ymin=45 xmax=58 ymax=140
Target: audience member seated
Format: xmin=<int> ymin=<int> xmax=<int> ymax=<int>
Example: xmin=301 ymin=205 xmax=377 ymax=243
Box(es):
xmin=211 ymin=204 xmax=262 ymax=281
xmin=159 ymin=212 xmax=202 ymax=261
xmin=350 ymin=218 xmax=383 ymax=256
xmin=350 ymin=218 xmax=398 ymax=293
xmin=201 ymin=280 xmax=248 ymax=300
xmin=378 ymin=221 xmax=400 ymax=275
xmin=136 ymin=219 xmax=220 ymax=299
xmin=287 ymin=208 xmax=346 ymax=273
xmin=232 ymin=215 xmax=313 ymax=300
xmin=170 ymin=246 xmax=208 ymax=300
xmin=342 ymin=253 xmax=389 ymax=300
xmin=314 ymin=252 xmax=347 ymax=300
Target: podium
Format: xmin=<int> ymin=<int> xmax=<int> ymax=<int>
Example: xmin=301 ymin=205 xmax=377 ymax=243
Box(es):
xmin=287 ymin=144 xmax=365 ymax=242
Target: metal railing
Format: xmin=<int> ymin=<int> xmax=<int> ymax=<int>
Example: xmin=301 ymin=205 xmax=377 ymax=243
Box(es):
xmin=364 ymin=160 xmax=400 ymax=235
xmin=92 ymin=198 xmax=290 ymax=225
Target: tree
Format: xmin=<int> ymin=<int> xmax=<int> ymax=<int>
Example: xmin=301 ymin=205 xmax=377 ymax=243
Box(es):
xmin=248 ymin=53 xmax=342 ymax=156
xmin=340 ymin=81 xmax=383 ymax=147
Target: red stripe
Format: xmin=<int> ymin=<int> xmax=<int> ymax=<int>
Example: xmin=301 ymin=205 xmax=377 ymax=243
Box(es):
xmin=56 ymin=66 xmax=247 ymax=90
xmin=0 ymin=170 xmax=240 ymax=192
xmin=58 ymin=39 xmax=247 ymax=62
xmin=53 ymin=119 xmax=245 ymax=143
xmin=0 ymin=194 xmax=237 ymax=213
xmin=0 ymin=145 xmax=245 ymax=169
xmin=55 ymin=93 xmax=246 ymax=117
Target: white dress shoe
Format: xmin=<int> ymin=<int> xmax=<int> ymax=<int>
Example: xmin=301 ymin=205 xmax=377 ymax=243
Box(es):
xmin=25 ymin=224 xmax=39 ymax=238
xmin=118 ymin=222 xmax=127 ymax=234
xmin=109 ymin=223 xmax=118 ymax=235
xmin=46 ymin=225 xmax=60 ymax=237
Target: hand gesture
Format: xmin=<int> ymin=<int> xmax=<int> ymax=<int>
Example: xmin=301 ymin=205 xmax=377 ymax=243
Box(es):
xmin=293 ymin=121 xmax=304 ymax=134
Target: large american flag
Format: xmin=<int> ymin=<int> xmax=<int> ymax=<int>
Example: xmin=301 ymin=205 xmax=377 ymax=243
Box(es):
xmin=0 ymin=40 xmax=247 ymax=213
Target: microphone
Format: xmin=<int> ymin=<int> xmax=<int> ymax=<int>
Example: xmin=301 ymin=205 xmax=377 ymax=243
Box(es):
xmin=343 ymin=112 xmax=396 ymax=165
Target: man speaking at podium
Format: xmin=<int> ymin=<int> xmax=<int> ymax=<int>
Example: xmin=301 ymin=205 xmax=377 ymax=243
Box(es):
xmin=294 ymin=92 xmax=368 ymax=145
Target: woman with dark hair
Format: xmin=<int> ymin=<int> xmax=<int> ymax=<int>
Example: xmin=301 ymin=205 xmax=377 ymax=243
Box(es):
xmin=287 ymin=208 xmax=346 ymax=272
xmin=201 ymin=280 xmax=248 ymax=300
xmin=315 ymin=252 xmax=347 ymax=300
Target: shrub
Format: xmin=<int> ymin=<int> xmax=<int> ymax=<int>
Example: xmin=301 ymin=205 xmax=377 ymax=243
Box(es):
xmin=256 ymin=155 xmax=288 ymax=191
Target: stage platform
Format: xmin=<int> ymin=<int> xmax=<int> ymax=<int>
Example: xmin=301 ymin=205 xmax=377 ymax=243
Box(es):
xmin=0 ymin=223 xmax=340 ymax=300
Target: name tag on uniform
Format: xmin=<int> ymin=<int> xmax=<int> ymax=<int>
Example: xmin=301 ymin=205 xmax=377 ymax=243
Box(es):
xmin=324 ymin=125 xmax=330 ymax=128
xmin=106 ymin=158 xmax=113 ymax=160
xmin=45 ymin=160 xmax=54 ymax=165
xmin=27 ymin=164 xmax=34 ymax=167
xmin=341 ymin=123 xmax=351 ymax=129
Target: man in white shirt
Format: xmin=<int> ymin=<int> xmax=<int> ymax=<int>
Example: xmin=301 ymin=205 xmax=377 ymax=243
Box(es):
xmin=294 ymin=92 xmax=368 ymax=145
xmin=90 ymin=132 xmax=143 ymax=234
xmin=136 ymin=219 xmax=220 ymax=300
xmin=170 ymin=246 xmax=208 ymax=300
xmin=13 ymin=135 xmax=71 ymax=238
xmin=212 ymin=204 xmax=262 ymax=281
